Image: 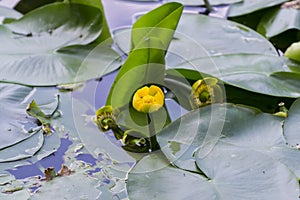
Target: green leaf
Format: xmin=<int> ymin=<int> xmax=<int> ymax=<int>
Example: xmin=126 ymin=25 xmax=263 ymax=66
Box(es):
xmin=0 ymin=2 xmax=121 ymax=86
xmin=66 ymin=0 xmax=111 ymax=42
xmin=0 ymin=130 xmax=43 ymax=162
xmin=257 ymin=7 xmax=300 ymax=38
xmin=30 ymin=173 xmax=101 ymax=199
xmin=14 ymin=0 xmax=62 ymax=13
xmin=107 ymin=38 xmax=165 ymax=108
xmin=228 ymin=0 xmax=287 ymax=17
xmin=157 ymin=104 xmax=300 ymax=178
xmin=0 ymin=83 xmax=48 ymax=162
xmin=26 ymin=100 xmax=51 ymax=125
xmin=283 ymin=98 xmax=300 ymax=147
xmin=0 ymin=83 xmax=35 ymax=150
xmin=0 ymin=6 xmax=22 ymax=22
xmin=165 ymin=0 xmax=241 ymax=6
xmin=127 ymin=145 xmax=299 ymax=199
xmin=106 ymin=35 xmax=171 ymax=138
xmin=131 ymin=2 xmax=183 ymax=50
xmin=172 ymin=13 xmax=277 ymax=56
xmin=170 ymin=54 xmax=300 ymax=97
xmin=114 ymin=13 xmax=278 ymax=64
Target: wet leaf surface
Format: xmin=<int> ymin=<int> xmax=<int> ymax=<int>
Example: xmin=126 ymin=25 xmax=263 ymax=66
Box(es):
xmin=0 ymin=2 xmax=121 ymax=86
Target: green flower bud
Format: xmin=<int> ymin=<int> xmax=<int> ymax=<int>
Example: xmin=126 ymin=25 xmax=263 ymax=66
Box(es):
xmin=95 ymin=106 xmax=119 ymax=132
xmin=121 ymin=130 xmax=150 ymax=153
xmin=284 ymin=41 xmax=300 ymax=62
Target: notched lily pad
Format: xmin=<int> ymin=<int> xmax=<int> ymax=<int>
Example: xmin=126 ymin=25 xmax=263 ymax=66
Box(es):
xmin=0 ymin=83 xmax=35 ymax=150
xmin=0 ymin=2 xmax=121 ymax=86
xmin=283 ymin=98 xmax=300 ymax=147
xmin=228 ymin=0 xmax=288 ymax=17
xmin=127 ymin=144 xmax=299 ymax=199
xmin=170 ymin=54 xmax=300 ymax=98
xmin=166 ymin=0 xmax=241 ymax=6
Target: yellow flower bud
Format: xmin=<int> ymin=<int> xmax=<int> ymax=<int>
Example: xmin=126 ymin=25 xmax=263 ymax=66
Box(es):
xmin=190 ymin=77 xmax=223 ymax=109
xmin=95 ymin=105 xmax=118 ymax=132
xmin=132 ymin=85 xmax=164 ymax=113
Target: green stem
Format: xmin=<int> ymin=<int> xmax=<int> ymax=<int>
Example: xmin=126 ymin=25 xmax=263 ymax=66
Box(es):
xmin=203 ymin=0 xmax=213 ymax=14
xmin=147 ymin=113 xmax=158 ymax=152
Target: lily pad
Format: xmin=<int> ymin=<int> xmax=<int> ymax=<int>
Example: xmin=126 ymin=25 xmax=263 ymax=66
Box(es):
xmin=31 ymin=173 xmax=101 ymax=199
xmin=113 ymin=13 xmax=278 ymax=65
xmin=166 ymin=0 xmax=242 ymax=6
xmin=257 ymin=7 xmax=300 ymax=38
xmin=157 ymin=103 xmax=300 ymax=178
xmin=0 ymin=130 xmax=43 ymax=162
xmin=0 ymin=3 xmax=121 ymax=86
xmin=0 ymin=6 xmax=22 ymax=23
xmin=0 ymin=83 xmax=35 ymax=150
xmin=127 ymin=146 xmax=299 ymax=199
xmin=170 ymin=54 xmax=300 ymax=97
xmin=228 ymin=0 xmax=287 ymax=17
xmin=283 ymin=98 xmax=300 ymax=147
xmin=0 ymin=84 xmax=65 ymax=164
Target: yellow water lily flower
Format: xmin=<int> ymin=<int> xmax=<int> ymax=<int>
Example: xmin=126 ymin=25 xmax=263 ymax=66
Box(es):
xmin=190 ymin=77 xmax=223 ymax=109
xmin=132 ymin=85 xmax=164 ymax=113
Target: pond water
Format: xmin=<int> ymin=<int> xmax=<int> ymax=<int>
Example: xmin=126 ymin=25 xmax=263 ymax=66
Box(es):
xmin=0 ymin=1 xmax=228 ymax=199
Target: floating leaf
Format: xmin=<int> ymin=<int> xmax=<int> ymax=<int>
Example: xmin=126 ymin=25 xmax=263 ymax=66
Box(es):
xmin=283 ymin=98 xmax=300 ymax=147
xmin=114 ymin=13 xmax=278 ymax=65
xmin=0 ymin=6 xmax=22 ymax=23
xmin=228 ymin=0 xmax=287 ymax=17
xmin=166 ymin=0 xmax=241 ymax=6
xmin=0 ymin=130 xmax=43 ymax=162
xmin=31 ymin=173 xmax=101 ymax=199
xmin=14 ymin=0 xmax=62 ymax=13
xmin=127 ymin=145 xmax=299 ymax=199
xmin=66 ymin=0 xmax=112 ymax=42
xmin=157 ymin=103 xmax=300 ymax=178
xmin=0 ymin=83 xmax=35 ymax=150
xmin=170 ymin=54 xmax=300 ymax=97
xmin=257 ymin=7 xmax=300 ymax=38
xmin=0 ymin=3 xmax=121 ymax=86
